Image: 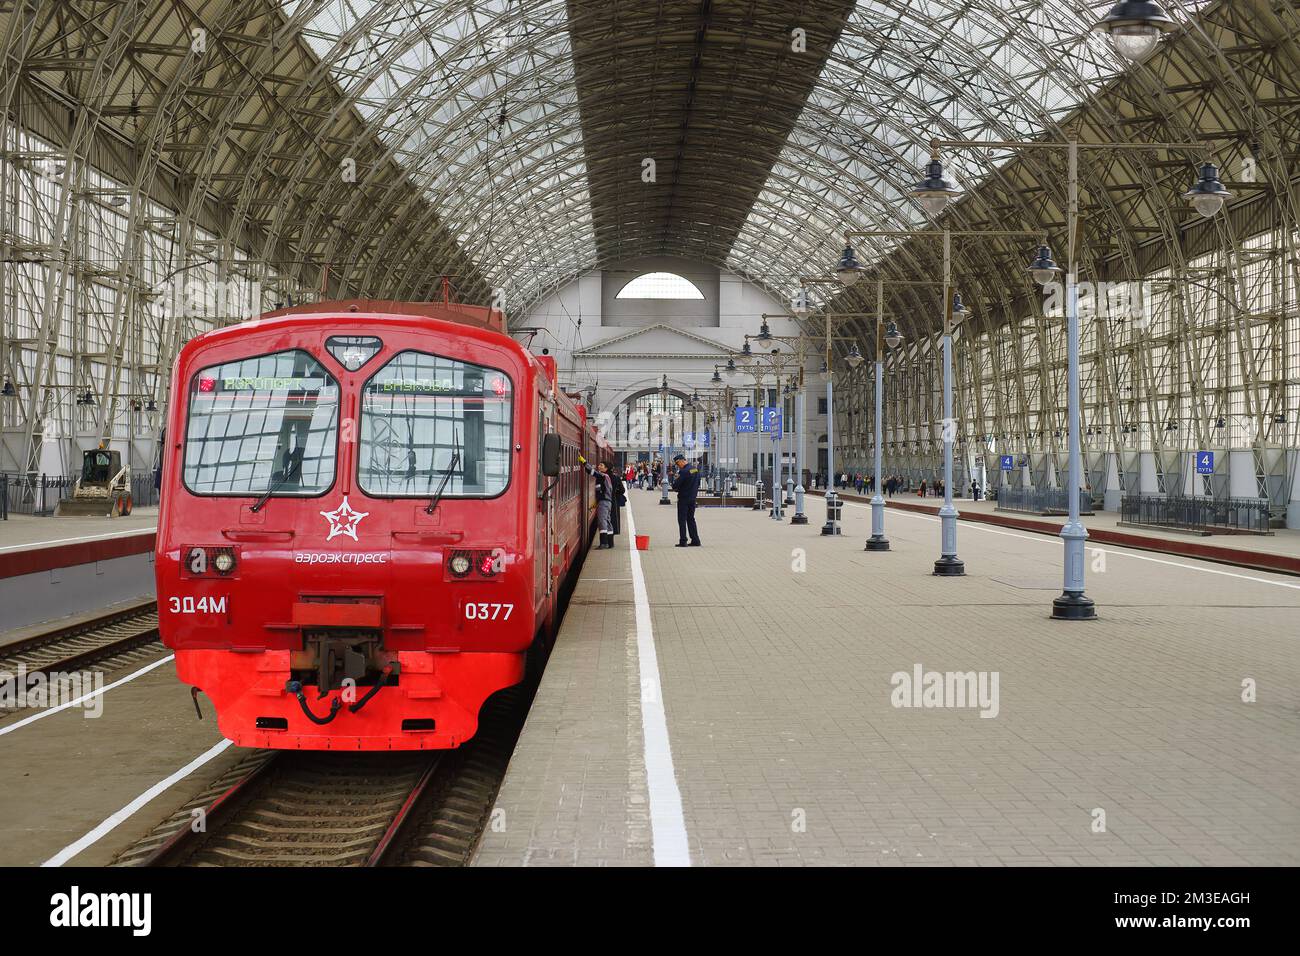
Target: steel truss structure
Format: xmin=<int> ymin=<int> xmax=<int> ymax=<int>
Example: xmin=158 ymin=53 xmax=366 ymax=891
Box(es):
xmin=821 ymin=1 xmax=1299 ymax=514
xmin=0 ymin=0 xmax=1296 ymax=512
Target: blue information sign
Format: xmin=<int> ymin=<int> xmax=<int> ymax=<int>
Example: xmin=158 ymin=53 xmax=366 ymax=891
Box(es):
xmin=761 ymin=407 xmax=781 ymax=433
xmin=735 ymin=407 xmax=756 ymax=433
xmin=999 ymin=454 xmax=1014 ymax=471
xmin=702 ymin=429 xmax=711 ymax=447
xmin=1195 ymin=451 xmax=1214 ymax=475
xmin=683 ymin=431 xmax=695 ymax=448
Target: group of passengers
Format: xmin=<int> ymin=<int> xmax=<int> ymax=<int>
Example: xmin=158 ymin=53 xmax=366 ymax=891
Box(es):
xmin=808 ymin=470 xmax=988 ymax=502
xmin=582 ymin=455 xmax=704 ymax=550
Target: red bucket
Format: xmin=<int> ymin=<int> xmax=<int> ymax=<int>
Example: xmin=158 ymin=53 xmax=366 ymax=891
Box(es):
xmin=635 ymin=534 xmax=650 ymax=551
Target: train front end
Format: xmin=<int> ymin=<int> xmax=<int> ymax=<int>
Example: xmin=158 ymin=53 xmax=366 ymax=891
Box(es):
xmin=156 ymin=310 xmax=539 ymax=750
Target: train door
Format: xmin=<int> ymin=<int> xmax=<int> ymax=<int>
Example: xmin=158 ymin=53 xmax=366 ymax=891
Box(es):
xmin=536 ymin=397 xmax=555 ymax=607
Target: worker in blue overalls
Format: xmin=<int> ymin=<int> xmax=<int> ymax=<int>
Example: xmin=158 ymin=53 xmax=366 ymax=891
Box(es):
xmin=672 ymin=453 xmax=701 ymax=547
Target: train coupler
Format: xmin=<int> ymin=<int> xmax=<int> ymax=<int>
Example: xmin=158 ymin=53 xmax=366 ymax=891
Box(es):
xmin=348 ymin=663 xmax=396 ymax=714
xmin=285 ymin=680 xmax=343 ymax=725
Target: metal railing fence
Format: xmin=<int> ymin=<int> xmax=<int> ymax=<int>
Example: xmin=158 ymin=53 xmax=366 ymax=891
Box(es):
xmin=995 ymin=486 xmax=1093 ymax=516
xmin=1120 ymin=494 xmax=1271 ymax=533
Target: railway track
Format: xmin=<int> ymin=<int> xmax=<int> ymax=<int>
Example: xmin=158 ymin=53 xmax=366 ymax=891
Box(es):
xmin=137 ymin=750 xmax=441 ymax=866
xmin=115 ymin=682 xmax=532 ymax=867
xmin=0 ymin=600 xmax=161 ymax=685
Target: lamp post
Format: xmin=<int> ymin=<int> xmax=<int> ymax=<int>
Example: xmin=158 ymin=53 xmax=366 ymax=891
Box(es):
xmin=841 ymin=227 xmax=1039 ymax=574
xmin=708 ymin=367 xmax=724 ymax=493
xmin=1094 ymin=0 xmax=1177 ymax=64
xmin=698 ymin=382 xmax=734 ymax=498
xmin=934 ymin=277 xmax=965 ymax=575
xmin=658 ymin=374 xmax=672 ymax=506
xmin=728 ymin=343 xmax=805 ymax=519
xmin=792 ymin=374 xmax=807 ymax=523
xmin=782 ymin=384 xmax=796 ymax=505
xmin=756 ymin=307 xmax=867 ymax=528
xmin=847 ymin=275 xmax=947 ymax=551
xmin=755 ymin=316 xmax=782 ymax=514
xmin=765 ymin=367 xmax=784 ymax=521
xmin=923 ymin=134 xmax=1233 ymax=615
xmin=867 ymin=280 xmax=905 ymax=551
xmin=822 ymin=258 xmax=855 ymax=534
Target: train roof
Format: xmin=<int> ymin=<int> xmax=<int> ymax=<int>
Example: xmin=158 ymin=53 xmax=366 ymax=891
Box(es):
xmin=178 ymin=300 xmax=550 ymax=376
xmin=263 ymin=299 xmax=506 ymax=333
xmin=178 ymin=302 xmax=592 ymax=416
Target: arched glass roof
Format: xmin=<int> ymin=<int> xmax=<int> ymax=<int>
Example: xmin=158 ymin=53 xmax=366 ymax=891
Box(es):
xmin=3 ymin=0 xmax=1290 ymax=327
xmin=263 ymin=0 xmax=1261 ymax=322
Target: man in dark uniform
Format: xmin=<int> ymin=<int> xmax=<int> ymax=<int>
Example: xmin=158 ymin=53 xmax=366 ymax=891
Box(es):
xmin=672 ymin=453 xmax=701 ymax=547
xmin=607 ymin=465 xmax=626 ymax=535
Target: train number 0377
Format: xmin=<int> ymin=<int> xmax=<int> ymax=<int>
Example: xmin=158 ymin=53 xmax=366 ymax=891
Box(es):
xmin=465 ymin=602 xmax=513 ymax=621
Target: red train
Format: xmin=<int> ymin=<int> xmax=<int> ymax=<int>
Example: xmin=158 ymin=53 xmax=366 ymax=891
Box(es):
xmin=155 ymin=299 xmax=611 ymax=750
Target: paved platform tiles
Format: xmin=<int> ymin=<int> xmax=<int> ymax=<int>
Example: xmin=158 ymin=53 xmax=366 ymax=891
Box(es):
xmin=474 ymin=487 xmax=1300 ymax=866
xmin=814 ymin=490 xmax=1300 ymax=573
xmin=0 ymin=508 xmax=158 ymax=553
xmin=0 ymin=649 xmax=234 ymax=866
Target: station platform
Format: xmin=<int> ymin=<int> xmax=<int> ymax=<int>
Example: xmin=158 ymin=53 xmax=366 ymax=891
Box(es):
xmin=473 ymin=488 xmax=1300 ymax=866
xmin=814 ymin=490 xmax=1300 ymax=577
xmin=0 ymin=509 xmax=157 ymax=632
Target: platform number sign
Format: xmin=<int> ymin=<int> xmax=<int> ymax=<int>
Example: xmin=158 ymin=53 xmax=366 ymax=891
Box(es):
xmin=761 ymin=407 xmax=781 ymax=434
xmin=999 ymin=454 xmax=1014 ymax=471
xmin=702 ymin=429 xmax=710 ymax=447
xmin=683 ymin=430 xmax=694 ymax=448
xmin=735 ymin=407 xmax=756 ymax=433
xmin=1196 ymin=451 xmax=1214 ymax=475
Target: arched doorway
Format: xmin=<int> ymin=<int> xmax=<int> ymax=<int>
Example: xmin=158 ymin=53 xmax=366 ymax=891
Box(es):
xmin=620 ymin=389 xmax=694 ymax=461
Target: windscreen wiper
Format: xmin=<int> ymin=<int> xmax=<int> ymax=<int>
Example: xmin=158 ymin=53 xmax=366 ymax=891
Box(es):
xmin=250 ymin=448 xmax=304 ymax=513
xmin=424 ymin=429 xmax=461 ymax=515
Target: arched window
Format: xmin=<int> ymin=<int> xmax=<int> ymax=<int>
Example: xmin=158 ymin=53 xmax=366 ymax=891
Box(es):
xmin=625 ymin=391 xmax=690 ymax=448
xmin=616 ymin=272 xmax=705 ymax=300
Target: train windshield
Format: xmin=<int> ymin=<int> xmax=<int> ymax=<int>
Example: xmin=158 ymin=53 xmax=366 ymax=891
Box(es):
xmin=359 ymin=350 xmax=513 ymax=498
xmin=183 ymin=350 xmax=339 ymax=496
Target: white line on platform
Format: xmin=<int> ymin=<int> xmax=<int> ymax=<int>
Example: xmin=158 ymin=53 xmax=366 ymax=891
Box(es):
xmin=42 ymin=738 xmax=234 ymax=867
xmin=0 ymin=527 xmax=154 ymax=554
xmin=0 ymin=654 xmax=176 ymax=738
xmin=624 ymin=505 xmax=691 ymax=867
xmin=841 ymin=500 xmax=1300 ymax=592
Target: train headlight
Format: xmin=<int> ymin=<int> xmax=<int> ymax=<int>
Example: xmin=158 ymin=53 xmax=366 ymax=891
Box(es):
xmin=213 ymin=550 xmax=236 ymax=574
xmin=448 ymin=553 xmax=472 ymax=577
